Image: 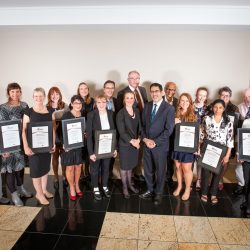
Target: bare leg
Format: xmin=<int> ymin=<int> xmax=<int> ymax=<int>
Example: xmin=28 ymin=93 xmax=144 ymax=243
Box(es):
xmin=66 ymin=166 xmax=76 ymax=196
xmin=33 ymin=177 xmax=48 ymax=205
xmin=182 ymin=163 xmax=193 ymax=200
xmin=74 ymin=165 xmax=82 ymax=193
xmin=173 ymin=160 xmax=183 ymax=196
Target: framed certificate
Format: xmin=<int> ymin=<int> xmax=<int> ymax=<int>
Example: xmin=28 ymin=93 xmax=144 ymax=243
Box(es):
xmin=62 ymin=117 xmax=85 ymax=150
xmin=0 ymin=120 xmax=22 ymax=154
xmin=228 ymin=112 xmax=240 ymax=131
xmin=27 ymin=121 xmax=53 ymax=153
xmin=198 ymin=140 xmax=227 ymax=175
xmin=238 ymin=128 xmax=250 ymax=161
xmin=94 ymin=129 xmax=116 ymax=160
xmin=174 ymin=122 xmax=199 ymax=153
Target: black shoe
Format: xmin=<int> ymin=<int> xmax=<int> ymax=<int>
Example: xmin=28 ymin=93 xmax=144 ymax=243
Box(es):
xmin=103 ymin=188 xmax=111 ymax=198
xmin=134 ymin=174 xmax=145 ymax=182
xmin=93 ymin=191 xmax=102 ymax=201
xmin=166 ymin=179 xmax=174 ymax=187
xmin=154 ymin=194 xmax=162 ymax=205
xmin=53 ymin=180 xmax=59 ymax=190
xmin=240 ymin=201 xmax=247 ymax=210
xmin=139 ymin=191 xmax=153 ymax=199
xmin=62 ymin=178 xmax=68 ymax=188
xmin=233 ymin=185 xmax=244 ymax=195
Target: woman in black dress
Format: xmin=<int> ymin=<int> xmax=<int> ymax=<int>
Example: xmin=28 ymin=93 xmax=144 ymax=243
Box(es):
xmin=22 ymin=88 xmax=56 ymax=205
xmin=61 ymin=95 xmax=84 ymax=201
xmin=86 ymin=95 xmax=117 ymax=201
xmin=116 ymin=92 xmax=141 ymax=198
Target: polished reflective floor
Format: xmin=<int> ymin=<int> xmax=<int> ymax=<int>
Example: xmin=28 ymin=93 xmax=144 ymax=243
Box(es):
xmin=0 ymin=175 xmax=249 ymax=250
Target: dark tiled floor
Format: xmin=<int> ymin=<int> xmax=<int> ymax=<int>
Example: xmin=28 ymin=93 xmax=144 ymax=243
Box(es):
xmin=4 ymin=175 xmax=249 ymax=249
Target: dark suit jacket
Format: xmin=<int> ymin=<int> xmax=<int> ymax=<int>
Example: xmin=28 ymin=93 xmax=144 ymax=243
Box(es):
xmin=86 ymin=109 xmax=115 ymax=155
xmin=142 ymin=101 xmax=175 ymax=150
xmin=116 ymin=86 xmax=148 ymax=112
xmin=116 ymin=107 xmax=141 ymax=147
xmin=172 ymin=97 xmax=178 ymax=111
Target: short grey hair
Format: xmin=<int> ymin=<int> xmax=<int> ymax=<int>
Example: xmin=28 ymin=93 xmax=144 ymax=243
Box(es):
xmin=33 ymin=87 xmax=46 ymax=96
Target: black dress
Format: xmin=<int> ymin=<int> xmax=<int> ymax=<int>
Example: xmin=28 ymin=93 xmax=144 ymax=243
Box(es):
xmin=116 ymin=108 xmax=141 ymax=170
xmin=25 ymin=108 xmax=52 ymax=178
xmin=60 ymin=111 xmax=84 ymax=167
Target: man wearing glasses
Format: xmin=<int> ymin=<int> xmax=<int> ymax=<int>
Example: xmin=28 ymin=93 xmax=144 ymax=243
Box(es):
xmin=103 ymin=80 xmax=118 ymax=113
xmin=164 ymin=82 xmax=178 ymax=110
xmin=116 ymin=71 xmax=148 ymax=181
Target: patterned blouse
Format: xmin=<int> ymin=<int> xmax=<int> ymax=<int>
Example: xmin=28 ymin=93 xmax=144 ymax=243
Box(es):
xmin=200 ymin=115 xmax=234 ymax=148
xmin=194 ymin=103 xmax=207 ymax=124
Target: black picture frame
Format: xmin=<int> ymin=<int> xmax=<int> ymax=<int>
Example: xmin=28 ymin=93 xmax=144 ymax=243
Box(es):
xmin=237 ymin=128 xmax=250 ymax=161
xmin=198 ymin=139 xmax=227 ymax=175
xmin=27 ymin=121 xmax=53 ymax=153
xmin=61 ymin=117 xmax=85 ymax=151
xmin=94 ymin=129 xmax=116 ymax=160
xmin=174 ymin=122 xmax=200 ymax=153
xmin=0 ymin=120 xmax=22 ymax=154
xmin=227 ymin=112 xmax=240 ymax=132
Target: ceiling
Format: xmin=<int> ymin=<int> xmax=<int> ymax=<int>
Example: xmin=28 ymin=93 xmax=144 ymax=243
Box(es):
xmin=0 ymin=0 xmax=250 ymax=27
xmin=0 ymin=0 xmax=250 ymax=7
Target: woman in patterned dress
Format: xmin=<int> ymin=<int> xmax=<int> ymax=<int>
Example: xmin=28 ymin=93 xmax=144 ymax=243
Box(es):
xmin=200 ymin=99 xmax=234 ymax=204
xmin=0 ymin=83 xmax=32 ymax=206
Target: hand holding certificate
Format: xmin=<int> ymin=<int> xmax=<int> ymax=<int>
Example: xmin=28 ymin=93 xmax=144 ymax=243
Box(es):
xmin=62 ymin=117 xmax=85 ymax=150
xmin=238 ymin=128 xmax=250 ymax=161
xmin=94 ymin=129 xmax=116 ymax=160
xmin=198 ymin=140 xmax=227 ymax=175
xmin=174 ymin=122 xmax=199 ymax=153
xmin=0 ymin=120 xmax=21 ymax=154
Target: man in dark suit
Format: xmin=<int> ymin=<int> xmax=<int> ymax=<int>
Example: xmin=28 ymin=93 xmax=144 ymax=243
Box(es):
xmin=116 ymin=70 xmax=148 ymax=112
xmin=117 ymin=70 xmax=148 ymax=181
xmin=140 ymin=83 xmax=175 ymax=205
xmin=164 ymin=81 xmax=178 ymax=186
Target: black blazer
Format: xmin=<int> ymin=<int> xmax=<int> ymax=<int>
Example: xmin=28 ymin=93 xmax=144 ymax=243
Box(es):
xmin=86 ymin=109 xmax=115 ymax=155
xmin=142 ymin=101 xmax=175 ymax=150
xmin=116 ymin=86 xmax=148 ymax=112
xmin=116 ymin=107 xmax=141 ymax=147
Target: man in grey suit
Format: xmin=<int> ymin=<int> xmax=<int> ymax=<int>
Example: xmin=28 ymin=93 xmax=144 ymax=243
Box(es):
xmin=117 ymin=70 xmax=148 ymax=181
xmin=116 ymin=70 xmax=148 ymax=112
xmin=140 ymin=83 xmax=175 ymax=205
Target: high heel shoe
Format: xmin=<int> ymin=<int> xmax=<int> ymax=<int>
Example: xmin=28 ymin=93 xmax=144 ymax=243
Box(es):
xmin=76 ymin=191 xmax=84 ymax=197
xmin=70 ymin=195 xmax=77 ymax=201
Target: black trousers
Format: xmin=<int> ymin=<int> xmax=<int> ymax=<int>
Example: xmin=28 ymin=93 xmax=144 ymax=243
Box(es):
xmin=166 ymin=152 xmax=174 ymax=181
xmin=242 ymin=161 xmax=250 ymax=209
xmin=6 ymin=169 xmax=24 ymax=193
xmin=90 ymin=158 xmax=111 ymax=188
xmin=201 ymin=166 xmax=222 ymax=196
xmin=144 ymin=146 xmax=168 ymax=195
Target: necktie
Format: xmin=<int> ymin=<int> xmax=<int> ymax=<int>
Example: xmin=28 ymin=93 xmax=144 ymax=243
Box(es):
xmin=107 ymin=100 xmax=113 ymax=111
xmin=245 ymin=107 xmax=250 ymax=119
xmin=150 ymin=104 xmax=157 ymax=125
xmin=134 ymin=88 xmax=143 ymax=112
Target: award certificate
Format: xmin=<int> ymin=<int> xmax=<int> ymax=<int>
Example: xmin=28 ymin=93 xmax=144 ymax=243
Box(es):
xmin=98 ymin=133 xmax=113 ymax=154
xmin=2 ymin=124 xmax=20 ymax=148
xmin=179 ymin=125 xmax=195 ymax=148
xmin=32 ymin=126 xmax=49 ymax=148
xmin=202 ymin=144 xmax=222 ymax=168
xmin=242 ymin=133 xmax=250 ymax=156
xmin=67 ymin=122 xmax=82 ymax=145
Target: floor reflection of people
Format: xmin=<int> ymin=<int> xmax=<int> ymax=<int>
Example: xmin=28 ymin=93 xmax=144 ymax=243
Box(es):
xmin=173 ymin=197 xmax=191 ymax=216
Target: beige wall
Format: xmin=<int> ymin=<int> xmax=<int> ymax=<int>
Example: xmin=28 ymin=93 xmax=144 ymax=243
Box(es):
xmin=0 ymin=27 xmax=249 ymax=106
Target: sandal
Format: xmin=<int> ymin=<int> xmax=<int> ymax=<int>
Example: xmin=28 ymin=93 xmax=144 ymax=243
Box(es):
xmin=211 ymin=196 xmax=218 ymax=205
xmin=201 ymin=195 xmax=208 ymax=203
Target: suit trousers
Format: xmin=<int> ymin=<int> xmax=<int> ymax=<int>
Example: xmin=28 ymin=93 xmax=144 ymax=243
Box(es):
xmin=0 ymin=174 xmax=2 ymax=198
xmin=242 ymin=161 xmax=250 ymax=209
xmin=144 ymin=146 xmax=168 ymax=195
xmin=201 ymin=166 xmax=223 ymax=196
xmin=90 ymin=158 xmax=111 ymax=188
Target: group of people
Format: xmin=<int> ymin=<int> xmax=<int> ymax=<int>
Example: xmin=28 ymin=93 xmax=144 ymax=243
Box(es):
xmin=0 ymin=70 xmax=249 ymax=217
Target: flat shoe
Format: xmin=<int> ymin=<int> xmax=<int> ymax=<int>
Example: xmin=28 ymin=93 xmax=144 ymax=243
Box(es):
xmin=173 ymin=188 xmax=181 ymax=197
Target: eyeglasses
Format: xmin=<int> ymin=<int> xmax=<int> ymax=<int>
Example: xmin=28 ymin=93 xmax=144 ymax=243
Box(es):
xmin=166 ymin=89 xmax=176 ymax=92
xmin=104 ymin=87 xmax=115 ymax=90
xmin=150 ymin=90 xmax=161 ymax=94
xmin=72 ymin=102 xmax=82 ymax=105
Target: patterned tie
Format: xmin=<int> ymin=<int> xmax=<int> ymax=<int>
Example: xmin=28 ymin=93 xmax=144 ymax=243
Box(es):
xmin=246 ymin=107 xmax=250 ymax=119
xmin=107 ymin=100 xmax=113 ymax=111
xmin=134 ymin=88 xmax=143 ymax=112
xmin=150 ymin=104 xmax=157 ymax=125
